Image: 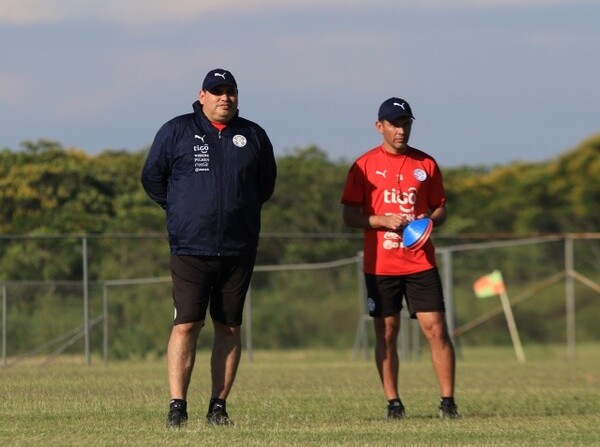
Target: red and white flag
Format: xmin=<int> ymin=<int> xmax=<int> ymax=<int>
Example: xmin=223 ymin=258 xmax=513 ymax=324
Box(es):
xmin=473 ymin=270 xmax=506 ymax=298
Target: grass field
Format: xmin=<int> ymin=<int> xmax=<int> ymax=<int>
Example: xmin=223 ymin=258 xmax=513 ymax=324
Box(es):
xmin=1 ymin=345 xmax=599 ymax=446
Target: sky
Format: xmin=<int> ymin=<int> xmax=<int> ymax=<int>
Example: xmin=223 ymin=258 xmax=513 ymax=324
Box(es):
xmin=1 ymin=0 xmax=599 ymax=167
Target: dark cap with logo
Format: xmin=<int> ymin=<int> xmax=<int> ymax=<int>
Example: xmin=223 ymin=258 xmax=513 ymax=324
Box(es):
xmin=202 ymin=68 xmax=238 ymax=91
xmin=378 ymin=97 xmax=415 ymax=121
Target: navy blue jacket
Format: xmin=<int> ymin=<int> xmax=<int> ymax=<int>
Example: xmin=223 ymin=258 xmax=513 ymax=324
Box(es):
xmin=141 ymin=101 xmax=277 ymax=256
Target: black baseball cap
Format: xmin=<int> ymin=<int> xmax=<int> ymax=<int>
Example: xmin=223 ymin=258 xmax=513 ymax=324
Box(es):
xmin=202 ymin=68 xmax=237 ymax=91
xmin=378 ymin=97 xmax=415 ymax=121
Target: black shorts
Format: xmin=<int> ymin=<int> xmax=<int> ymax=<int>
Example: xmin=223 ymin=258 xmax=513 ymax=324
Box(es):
xmin=170 ymin=254 xmax=256 ymax=326
xmin=364 ymin=268 xmax=445 ymax=319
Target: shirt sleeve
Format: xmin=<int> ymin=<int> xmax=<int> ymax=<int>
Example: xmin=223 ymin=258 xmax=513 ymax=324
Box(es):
xmin=340 ymin=162 xmax=366 ymax=207
xmin=141 ymin=123 xmax=173 ymax=209
xmin=427 ymin=161 xmax=446 ymax=210
xmin=256 ymin=127 xmax=277 ymax=204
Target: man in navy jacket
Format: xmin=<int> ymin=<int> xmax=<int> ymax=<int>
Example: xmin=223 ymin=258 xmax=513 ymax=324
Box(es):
xmin=142 ymin=68 xmax=276 ymax=428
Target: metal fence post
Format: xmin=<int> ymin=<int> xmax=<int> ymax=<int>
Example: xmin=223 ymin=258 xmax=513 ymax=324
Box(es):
xmin=82 ymin=236 xmax=90 ymax=366
xmin=352 ymin=251 xmax=370 ymax=360
xmin=565 ymin=235 xmax=576 ymax=360
xmin=103 ymin=283 xmax=109 ymax=365
xmin=440 ymin=249 xmax=456 ymax=345
xmin=2 ymin=285 xmax=6 ymax=367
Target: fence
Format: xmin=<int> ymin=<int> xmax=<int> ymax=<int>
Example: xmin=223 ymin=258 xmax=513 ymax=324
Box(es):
xmin=1 ymin=233 xmax=599 ymax=367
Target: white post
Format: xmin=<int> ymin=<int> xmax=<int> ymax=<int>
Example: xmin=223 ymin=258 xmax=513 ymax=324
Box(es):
xmin=498 ymin=290 xmax=526 ymax=364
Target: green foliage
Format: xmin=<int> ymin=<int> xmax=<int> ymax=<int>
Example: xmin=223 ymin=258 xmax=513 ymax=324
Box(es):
xmin=3 ymin=285 xmax=85 ymax=354
xmin=0 ymin=141 xmax=165 ymax=236
xmin=251 ymin=268 xmax=359 ymax=349
xmin=105 ymin=283 xmax=172 ymax=359
xmin=260 ymin=145 xmax=354 ymax=263
xmin=1 ymin=136 xmax=599 ymax=358
xmin=3 ymin=135 xmax=599 ymax=248
xmin=442 ymin=133 xmax=600 ymax=234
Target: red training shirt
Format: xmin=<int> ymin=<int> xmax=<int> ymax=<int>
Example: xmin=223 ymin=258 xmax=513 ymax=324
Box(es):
xmin=341 ymin=145 xmax=446 ymax=275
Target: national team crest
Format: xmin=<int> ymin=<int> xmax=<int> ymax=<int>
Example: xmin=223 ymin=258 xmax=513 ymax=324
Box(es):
xmin=232 ymin=135 xmax=247 ymax=147
xmin=413 ymin=168 xmax=427 ymax=181
xmin=367 ymin=298 xmax=376 ymax=312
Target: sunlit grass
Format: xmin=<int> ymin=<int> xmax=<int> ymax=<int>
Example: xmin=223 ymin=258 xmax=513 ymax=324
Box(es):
xmin=1 ymin=345 xmax=599 ymax=446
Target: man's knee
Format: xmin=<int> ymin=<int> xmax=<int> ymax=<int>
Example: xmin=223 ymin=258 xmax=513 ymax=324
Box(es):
xmin=172 ymin=320 xmax=204 ymax=337
xmin=213 ymin=321 xmax=240 ymax=338
xmin=418 ymin=314 xmax=449 ymax=340
xmin=375 ymin=318 xmax=400 ymax=345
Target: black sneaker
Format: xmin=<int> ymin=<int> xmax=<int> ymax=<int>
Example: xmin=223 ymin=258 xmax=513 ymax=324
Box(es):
xmin=439 ymin=400 xmax=460 ymax=419
xmin=387 ymin=401 xmax=406 ymax=419
xmin=206 ymin=402 xmax=234 ymax=426
xmin=166 ymin=401 xmax=188 ymax=428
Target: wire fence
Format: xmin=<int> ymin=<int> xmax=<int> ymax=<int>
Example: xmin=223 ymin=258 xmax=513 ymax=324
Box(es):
xmin=1 ymin=233 xmax=599 ymax=367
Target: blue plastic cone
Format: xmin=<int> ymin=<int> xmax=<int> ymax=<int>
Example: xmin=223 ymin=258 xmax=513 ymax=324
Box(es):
xmin=402 ymin=218 xmax=433 ymax=250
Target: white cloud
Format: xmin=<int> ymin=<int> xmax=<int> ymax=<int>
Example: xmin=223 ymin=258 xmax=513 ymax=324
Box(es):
xmin=418 ymin=0 xmax=589 ymax=8
xmin=1 ymin=0 xmax=587 ymax=25
xmin=0 ymin=0 xmax=332 ymax=25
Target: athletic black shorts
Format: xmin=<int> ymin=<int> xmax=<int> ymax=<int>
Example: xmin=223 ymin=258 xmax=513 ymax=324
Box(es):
xmin=364 ymin=268 xmax=445 ymax=319
xmin=170 ymin=254 xmax=256 ymax=326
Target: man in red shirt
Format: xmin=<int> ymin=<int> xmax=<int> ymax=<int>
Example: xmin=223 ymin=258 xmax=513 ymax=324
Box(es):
xmin=341 ymin=97 xmax=459 ymax=419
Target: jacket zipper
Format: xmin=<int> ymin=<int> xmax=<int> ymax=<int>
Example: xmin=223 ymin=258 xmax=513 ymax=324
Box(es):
xmin=216 ymin=130 xmax=224 ymax=255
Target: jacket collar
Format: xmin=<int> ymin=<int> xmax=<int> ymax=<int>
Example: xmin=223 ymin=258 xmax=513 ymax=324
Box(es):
xmin=192 ymin=100 xmax=239 ymax=129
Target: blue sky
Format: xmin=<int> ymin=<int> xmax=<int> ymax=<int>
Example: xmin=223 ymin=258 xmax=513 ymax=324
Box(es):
xmin=1 ymin=0 xmax=599 ymax=167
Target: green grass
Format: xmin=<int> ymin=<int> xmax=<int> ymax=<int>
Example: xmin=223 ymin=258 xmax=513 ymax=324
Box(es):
xmin=1 ymin=345 xmax=599 ymax=446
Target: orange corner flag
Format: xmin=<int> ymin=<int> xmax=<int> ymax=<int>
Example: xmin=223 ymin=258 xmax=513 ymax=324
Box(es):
xmin=473 ymin=270 xmax=506 ymax=298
